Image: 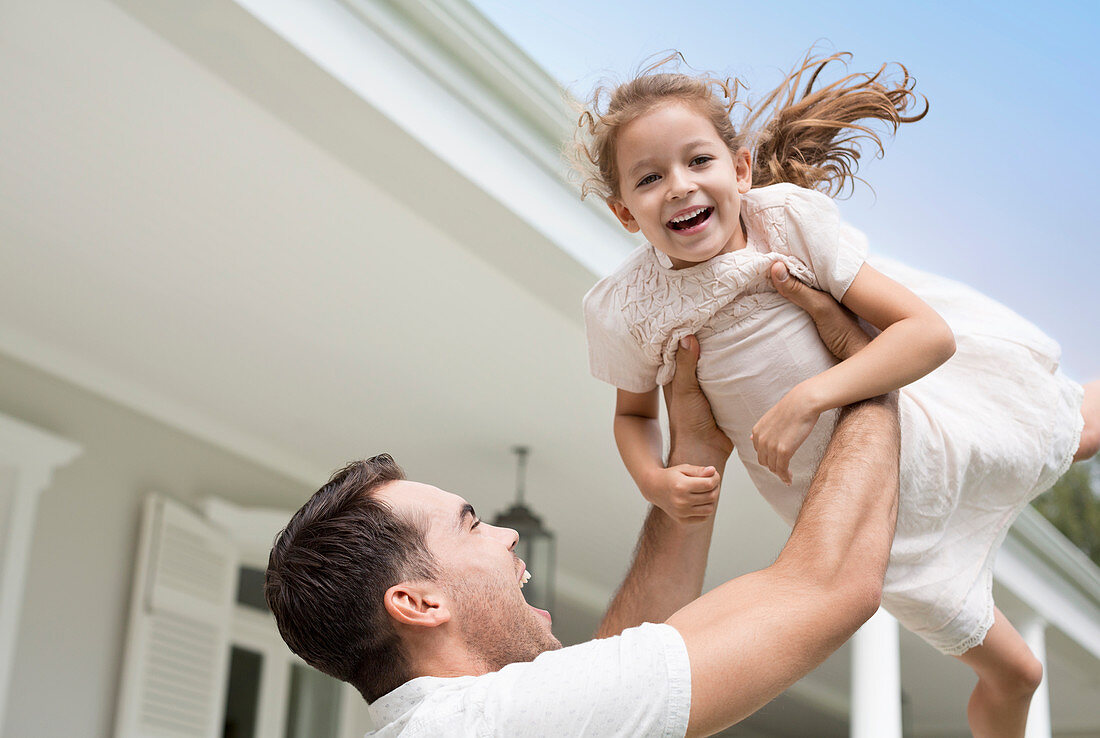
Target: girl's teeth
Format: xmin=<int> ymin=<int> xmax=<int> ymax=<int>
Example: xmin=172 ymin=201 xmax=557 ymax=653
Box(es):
xmin=671 ymin=207 xmax=705 ymax=223
xmin=668 ymin=207 xmax=713 ymax=230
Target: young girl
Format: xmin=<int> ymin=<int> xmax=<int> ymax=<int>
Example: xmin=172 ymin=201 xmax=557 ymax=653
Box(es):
xmin=574 ymin=52 xmax=1100 ymax=737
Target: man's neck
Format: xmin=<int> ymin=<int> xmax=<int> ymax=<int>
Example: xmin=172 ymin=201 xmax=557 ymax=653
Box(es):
xmin=406 ymin=636 xmax=507 ymax=680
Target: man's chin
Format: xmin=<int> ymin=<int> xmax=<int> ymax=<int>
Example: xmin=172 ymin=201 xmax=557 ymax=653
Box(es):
xmin=450 ymin=581 xmax=561 ymax=666
xmin=523 ymin=603 xmax=561 ymax=652
xmin=536 ymin=630 xmax=563 ymax=654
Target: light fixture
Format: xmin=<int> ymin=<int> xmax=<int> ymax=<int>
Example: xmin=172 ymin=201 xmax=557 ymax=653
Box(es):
xmin=492 ymin=446 xmax=555 ymax=612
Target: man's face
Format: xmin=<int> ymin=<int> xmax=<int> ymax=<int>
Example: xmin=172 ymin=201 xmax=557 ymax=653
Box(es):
xmin=379 ymin=481 xmax=561 ymax=669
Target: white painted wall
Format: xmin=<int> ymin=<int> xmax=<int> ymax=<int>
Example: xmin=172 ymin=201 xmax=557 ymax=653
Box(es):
xmin=0 ymin=352 xmax=308 ymax=738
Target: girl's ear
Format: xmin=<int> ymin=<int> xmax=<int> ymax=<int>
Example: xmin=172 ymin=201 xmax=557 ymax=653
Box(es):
xmin=735 ymin=148 xmax=753 ymax=194
xmin=608 ymin=199 xmax=641 ymax=233
xmin=383 ymin=582 xmax=451 ymax=629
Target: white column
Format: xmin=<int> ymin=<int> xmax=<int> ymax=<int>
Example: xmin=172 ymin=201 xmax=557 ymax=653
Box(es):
xmin=0 ymin=415 xmax=81 ymax=732
xmin=851 ymin=607 xmax=902 ymax=738
xmin=1020 ymin=615 xmax=1052 ymax=738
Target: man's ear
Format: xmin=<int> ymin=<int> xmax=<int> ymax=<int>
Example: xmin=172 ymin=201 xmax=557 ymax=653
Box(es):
xmin=383 ymin=582 xmax=451 ymax=628
xmin=608 ymin=199 xmax=640 ymax=233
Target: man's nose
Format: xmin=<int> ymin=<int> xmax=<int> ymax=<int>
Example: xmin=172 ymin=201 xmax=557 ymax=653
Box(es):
xmin=489 ymin=522 xmax=519 ymax=550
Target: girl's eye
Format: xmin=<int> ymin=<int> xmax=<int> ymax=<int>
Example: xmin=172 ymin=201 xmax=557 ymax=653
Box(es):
xmin=690 ymin=156 xmax=713 ymax=166
xmin=471 ymin=518 xmax=481 ymax=530
xmin=636 ymin=173 xmax=659 ymax=188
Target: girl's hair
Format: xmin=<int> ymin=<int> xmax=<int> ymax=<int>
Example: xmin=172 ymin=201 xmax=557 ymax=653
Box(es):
xmin=569 ymin=50 xmax=927 ymax=201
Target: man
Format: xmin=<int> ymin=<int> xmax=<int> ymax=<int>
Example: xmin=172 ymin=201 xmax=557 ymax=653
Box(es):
xmin=265 ymin=266 xmax=900 ymax=737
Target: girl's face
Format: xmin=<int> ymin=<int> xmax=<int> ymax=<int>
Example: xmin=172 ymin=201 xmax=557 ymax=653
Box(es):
xmin=608 ymin=102 xmax=752 ymax=268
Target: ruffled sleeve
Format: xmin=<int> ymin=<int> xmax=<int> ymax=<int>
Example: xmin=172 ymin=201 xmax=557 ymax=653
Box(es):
xmin=583 ymin=276 xmax=660 ymax=394
xmin=777 ymin=185 xmax=868 ymax=301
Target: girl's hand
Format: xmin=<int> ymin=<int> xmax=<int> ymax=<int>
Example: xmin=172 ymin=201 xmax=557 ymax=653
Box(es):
xmin=642 ymin=464 xmax=722 ymax=523
xmin=751 ymin=389 xmax=821 ymax=485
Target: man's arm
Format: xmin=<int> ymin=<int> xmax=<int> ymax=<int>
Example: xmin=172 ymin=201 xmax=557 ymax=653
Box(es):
xmin=669 ymin=393 xmax=898 ymax=736
xmin=596 ymin=336 xmax=732 ymax=638
xmin=665 ymin=262 xmax=900 ymax=737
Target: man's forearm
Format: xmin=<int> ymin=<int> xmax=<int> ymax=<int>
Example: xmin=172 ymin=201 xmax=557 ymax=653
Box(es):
xmin=666 ymin=395 xmax=899 ymax=738
xmin=776 ymin=393 xmax=900 ymax=601
xmin=596 ymin=505 xmax=714 ymax=638
xmin=596 ymin=446 xmax=727 ymax=638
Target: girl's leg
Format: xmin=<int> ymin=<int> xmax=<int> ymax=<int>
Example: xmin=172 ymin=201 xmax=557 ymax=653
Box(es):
xmin=953 ymin=607 xmax=1043 ymax=738
xmin=1074 ymin=380 xmax=1100 ymax=462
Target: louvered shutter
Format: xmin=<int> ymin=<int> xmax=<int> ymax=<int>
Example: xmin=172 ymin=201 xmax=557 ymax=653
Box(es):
xmin=114 ymin=495 xmax=237 ymax=738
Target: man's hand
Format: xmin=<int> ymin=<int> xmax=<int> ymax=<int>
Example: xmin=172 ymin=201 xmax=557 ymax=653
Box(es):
xmin=770 ymin=262 xmax=871 ymax=361
xmin=664 ymin=335 xmax=734 ymax=469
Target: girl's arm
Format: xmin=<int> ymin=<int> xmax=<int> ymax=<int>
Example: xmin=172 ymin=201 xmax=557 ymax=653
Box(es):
xmin=614 ymin=387 xmax=664 ymax=486
xmin=752 ymin=263 xmax=955 ymax=482
xmin=811 ymin=262 xmax=955 ymax=403
xmin=616 ymin=386 xmax=721 ymax=522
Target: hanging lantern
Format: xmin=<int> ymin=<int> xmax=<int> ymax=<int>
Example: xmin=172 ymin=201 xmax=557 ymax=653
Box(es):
xmin=492 ymin=446 xmax=555 ymax=612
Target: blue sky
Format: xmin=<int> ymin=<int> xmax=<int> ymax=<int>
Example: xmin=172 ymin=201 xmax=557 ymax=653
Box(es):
xmin=470 ymin=0 xmax=1099 ymax=379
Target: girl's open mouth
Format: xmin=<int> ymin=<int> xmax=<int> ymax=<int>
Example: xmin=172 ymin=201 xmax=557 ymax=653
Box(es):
xmin=667 ymin=206 xmax=713 ymax=232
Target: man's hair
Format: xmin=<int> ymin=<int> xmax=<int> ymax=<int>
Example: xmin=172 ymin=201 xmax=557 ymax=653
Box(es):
xmin=265 ymin=454 xmax=437 ymax=702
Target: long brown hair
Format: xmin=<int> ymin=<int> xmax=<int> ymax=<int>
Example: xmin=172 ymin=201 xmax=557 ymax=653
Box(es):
xmin=569 ymin=50 xmax=927 ymax=201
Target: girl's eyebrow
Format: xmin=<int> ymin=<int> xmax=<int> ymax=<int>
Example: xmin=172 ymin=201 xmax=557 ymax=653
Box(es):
xmin=626 ymin=157 xmax=657 ymax=179
xmin=626 ymin=139 xmax=718 ymax=178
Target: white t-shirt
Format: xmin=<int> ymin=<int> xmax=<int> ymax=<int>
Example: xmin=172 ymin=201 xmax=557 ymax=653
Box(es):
xmin=365 ymin=622 xmax=692 ymax=737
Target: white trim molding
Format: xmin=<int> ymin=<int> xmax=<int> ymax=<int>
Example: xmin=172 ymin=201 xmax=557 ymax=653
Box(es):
xmin=997 ymin=507 xmax=1100 ymax=661
xmin=226 ymin=0 xmax=631 ymax=278
xmin=0 ymin=413 xmax=81 ymax=730
xmin=340 ymin=0 xmax=574 ymax=173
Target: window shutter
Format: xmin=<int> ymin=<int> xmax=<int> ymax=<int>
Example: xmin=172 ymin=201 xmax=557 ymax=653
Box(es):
xmin=114 ymin=495 xmax=237 ymax=738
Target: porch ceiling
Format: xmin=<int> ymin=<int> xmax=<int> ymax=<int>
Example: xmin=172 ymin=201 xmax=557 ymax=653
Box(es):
xmin=0 ymin=0 xmax=796 ymax=607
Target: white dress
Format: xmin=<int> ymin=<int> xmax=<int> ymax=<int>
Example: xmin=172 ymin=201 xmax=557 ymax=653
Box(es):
xmin=584 ymin=183 xmax=1084 ymax=655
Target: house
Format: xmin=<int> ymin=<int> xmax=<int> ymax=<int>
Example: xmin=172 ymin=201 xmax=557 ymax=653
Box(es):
xmin=1 ymin=0 xmax=1098 ymax=735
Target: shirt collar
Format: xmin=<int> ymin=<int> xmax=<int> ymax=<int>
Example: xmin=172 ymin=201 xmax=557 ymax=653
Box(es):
xmin=367 ymin=675 xmax=475 ymax=728
xmin=651 ymin=245 xmax=675 ymax=269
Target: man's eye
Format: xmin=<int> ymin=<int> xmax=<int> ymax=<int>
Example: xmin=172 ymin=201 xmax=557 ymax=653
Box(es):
xmin=637 ymin=174 xmax=658 ymax=187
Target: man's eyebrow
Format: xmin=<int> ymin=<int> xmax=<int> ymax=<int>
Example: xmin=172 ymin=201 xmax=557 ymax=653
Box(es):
xmin=456 ymin=503 xmax=477 ymax=531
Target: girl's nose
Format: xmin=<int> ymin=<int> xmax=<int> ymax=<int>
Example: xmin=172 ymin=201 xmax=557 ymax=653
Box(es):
xmin=666 ymin=168 xmax=696 ymax=199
